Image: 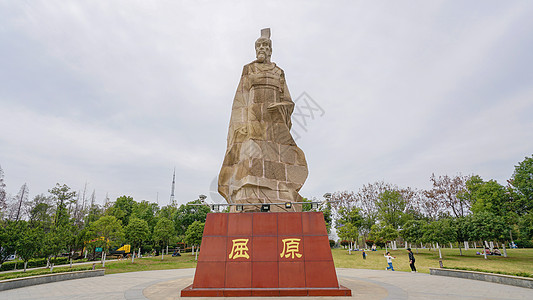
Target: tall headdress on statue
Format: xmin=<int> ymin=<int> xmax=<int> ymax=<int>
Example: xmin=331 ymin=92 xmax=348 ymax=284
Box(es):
xmin=255 ymin=28 xmax=272 ymax=48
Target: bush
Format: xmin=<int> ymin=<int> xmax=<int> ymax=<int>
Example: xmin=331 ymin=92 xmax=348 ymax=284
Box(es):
xmin=365 ymin=240 xmax=374 ymax=247
xmin=515 ymin=239 xmax=533 ymax=248
xmin=340 ymin=240 xmax=350 ymax=247
xmin=0 ymin=257 xmax=71 ymax=271
xmin=329 ymin=239 xmax=336 ymax=248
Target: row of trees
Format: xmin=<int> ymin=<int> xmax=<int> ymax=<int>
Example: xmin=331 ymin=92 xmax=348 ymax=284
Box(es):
xmin=0 ymin=166 xmax=210 ymax=270
xmin=1 ymin=155 xmax=531 ymax=269
xmin=334 ymin=155 xmax=533 ymax=253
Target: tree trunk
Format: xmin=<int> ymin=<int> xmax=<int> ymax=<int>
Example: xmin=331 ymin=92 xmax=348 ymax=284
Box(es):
xmin=503 ymin=243 xmax=507 ymax=258
xmin=24 ymin=261 xmax=27 ymax=272
xmin=459 ymin=244 xmax=463 ymax=256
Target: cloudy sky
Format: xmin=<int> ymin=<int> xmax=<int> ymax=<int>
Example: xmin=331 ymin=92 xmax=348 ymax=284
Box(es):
xmin=1 ymin=1 xmax=532 ymax=207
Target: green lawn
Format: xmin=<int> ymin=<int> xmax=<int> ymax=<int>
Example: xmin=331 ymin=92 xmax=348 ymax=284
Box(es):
xmin=0 ymin=266 xmax=97 ymax=281
xmin=332 ymin=247 xmax=533 ymax=276
xmin=2 ymin=248 xmax=532 ymax=281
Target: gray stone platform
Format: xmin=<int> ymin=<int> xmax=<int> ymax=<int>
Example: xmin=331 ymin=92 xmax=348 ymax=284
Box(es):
xmin=1 ymin=268 xmax=532 ymax=299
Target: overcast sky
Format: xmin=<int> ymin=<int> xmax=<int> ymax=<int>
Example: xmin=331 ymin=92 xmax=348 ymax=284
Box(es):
xmin=1 ymin=0 xmax=532 ymax=207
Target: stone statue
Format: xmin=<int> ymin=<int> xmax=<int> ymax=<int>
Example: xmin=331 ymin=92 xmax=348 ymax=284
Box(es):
xmin=218 ymin=28 xmax=308 ymax=212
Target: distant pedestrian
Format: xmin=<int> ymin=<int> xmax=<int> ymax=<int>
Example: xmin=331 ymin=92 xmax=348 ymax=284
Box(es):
xmin=362 ymin=249 xmax=367 ymax=260
xmin=407 ymin=248 xmax=416 ymax=272
xmin=384 ymin=251 xmax=396 ymax=271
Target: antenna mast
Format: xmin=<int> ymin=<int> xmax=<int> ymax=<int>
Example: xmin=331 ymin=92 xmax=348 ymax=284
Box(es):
xmin=170 ymin=168 xmax=176 ymax=206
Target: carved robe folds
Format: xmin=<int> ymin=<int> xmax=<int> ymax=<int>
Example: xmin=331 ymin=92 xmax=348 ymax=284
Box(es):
xmin=218 ymin=62 xmax=308 ymax=212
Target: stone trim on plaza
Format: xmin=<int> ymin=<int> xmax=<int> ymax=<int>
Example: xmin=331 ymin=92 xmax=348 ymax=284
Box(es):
xmin=0 ymin=269 xmax=105 ymax=291
xmin=430 ymin=267 xmax=533 ymax=289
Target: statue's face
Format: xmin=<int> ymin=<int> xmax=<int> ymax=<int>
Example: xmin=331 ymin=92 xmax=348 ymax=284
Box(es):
xmin=255 ymin=38 xmax=272 ymax=63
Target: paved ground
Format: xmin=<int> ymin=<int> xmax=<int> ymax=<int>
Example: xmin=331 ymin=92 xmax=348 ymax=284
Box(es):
xmin=1 ymin=268 xmax=532 ymax=299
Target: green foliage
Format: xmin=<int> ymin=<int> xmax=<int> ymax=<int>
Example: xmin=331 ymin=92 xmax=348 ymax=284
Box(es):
xmin=376 ymin=189 xmax=407 ymax=229
xmin=125 ymin=217 xmax=150 ymax=249
xmin=401 ymin=220 xmax=425 ymax=244
xmin=369 ymin=223 xmax=398 ymax=242
xmin=320 ymin=202 xmax=333 ymax=234
xmin=469 ymin=179 xmax=510 ymax=216
xmin=131 ymin=200 xmax=160 ymax=229
xmin=422 ymin=218 xmax=456 ymax=245
xmin=518 ymin=213 xmax=533 ymax=242
xmin=510 ymin=155 xmax=533 ymax=214
xmin=336 ymin=206 xmax=363 ymax=229
xmin=153 ymin=217 xmax=175 ymax=248
xmin=173 ymin=200 xmax=210 ymax=235
xmin=337 ymin=223 xmax=358 ymax=242
xmin=48 ymin=183 xmax=76 ymax=226
xmin=184 ymin=221 xmax=204 ymax=246
xmin=0 ymin=221 xmax=20 ymax=264
xmin=301 ymin=197 xmax=312 ymax=212
xmin=468 ymin=211 xmax=509 ymax=242
xmin=88 ymin=215 xmax=124 ymax=252
xmin=107 ymin=195 xmax=135 ymax=226
xmin=16 ymin=223 xmax=43 ymax=265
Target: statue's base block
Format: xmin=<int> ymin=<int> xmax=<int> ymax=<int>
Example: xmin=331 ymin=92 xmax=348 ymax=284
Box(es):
xmin=180 ymin=212 xmax=352 ymax=297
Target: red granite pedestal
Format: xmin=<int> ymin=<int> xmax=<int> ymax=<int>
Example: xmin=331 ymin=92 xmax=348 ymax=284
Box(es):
xmin=180 ymin=212 xmax=351 ymax=297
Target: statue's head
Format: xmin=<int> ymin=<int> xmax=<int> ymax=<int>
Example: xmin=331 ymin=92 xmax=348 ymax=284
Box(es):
xmin=255 ymin=28 xmax=272 ymax=63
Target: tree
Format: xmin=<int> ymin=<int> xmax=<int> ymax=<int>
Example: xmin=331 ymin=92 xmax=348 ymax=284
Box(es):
xmin=452 ymin=216 xmax=471 ymax=256
xmin=131 ymin=200 xmax=160 ymax=230
xmin=337 ymin=223 xmax=358 ymax=250
xmin=468 ymin=178 xmax=511 ymax=216
xmin=401 ymin=220 xmax=425 ymax=252
xmin=422 ymin=218 xmax=456 ymax=258
xmin=27 ymin=194 xmax=54 ymax=226
xmin=376 ymin=189 xmax=407 ymax=229
xmin=88 ymin=216 xmax=124 ymax=254
xmin=509 ymin=155 xmax=533 ymax=214
xmin=13 ymin=183 xmax=29 ymax=221
xmin=336 ymin=206 xmax=363 ymax=230
xmin=173 ymin=200 xmax=210 ymax=235
xmin=0 ymin=221 xmax=20 ymax=265
xmin=468 ymin=211 xmax=509 ymax=245
xmin=424 ymin=174 xmax=470 ymax=218
xmin=107 ymin=195 xmax=135 ymax=226
xmin=16 ymin=223 xmax=43 ymax=272
xmin=153 ymin=217 xmax=175 ymax=254
xmin=125 ymin=217 xmax=150 ymax=252
xmin=517 ymin=213 xmax=533 ymax=246
xmin=49 ymin=184 xmax=77 ymax=226
xmin=184 ymin=221 xmax=204 ymax=247
xmin=320 ymin=202 xmax=333 ymax=234
xmin=368 ymin=223 xmax=398 ymax=249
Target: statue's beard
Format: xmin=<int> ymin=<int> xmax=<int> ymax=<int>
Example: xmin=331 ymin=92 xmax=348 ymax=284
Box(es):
xmin=256 ymin=51 xmax=267 ymax=63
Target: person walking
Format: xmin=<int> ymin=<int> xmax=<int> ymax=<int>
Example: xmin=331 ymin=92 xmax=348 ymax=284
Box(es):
xmin=384 ymin=252 xmax=396 ymax=271
xmin=407 ymin=248 xmax=417 ymax=272
xmin=362 ymin=249 xmax=367 ymax=260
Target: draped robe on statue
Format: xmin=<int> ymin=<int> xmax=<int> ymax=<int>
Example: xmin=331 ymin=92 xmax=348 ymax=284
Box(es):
xmin=218 ymin=61 xmax=308 ymax=212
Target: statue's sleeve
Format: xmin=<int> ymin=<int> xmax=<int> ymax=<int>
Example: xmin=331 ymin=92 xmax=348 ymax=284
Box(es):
xmin=227 ymin=66 xmax=250 ymax=147
xmin=280 ymin=70 xmax=294 ymax=130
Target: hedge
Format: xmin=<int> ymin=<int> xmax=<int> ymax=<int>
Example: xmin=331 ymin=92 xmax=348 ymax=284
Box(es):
xmin=0 ymin=257 xmax=70 ymax=271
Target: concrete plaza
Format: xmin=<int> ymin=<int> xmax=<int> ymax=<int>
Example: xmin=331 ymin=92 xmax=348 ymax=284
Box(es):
xmin=1 ymin=268 xmax=532 ymax=299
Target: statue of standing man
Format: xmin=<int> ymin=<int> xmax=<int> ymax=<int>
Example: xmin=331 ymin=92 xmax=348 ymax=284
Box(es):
xmin=218 ymin=28 xmax=308 ymax=212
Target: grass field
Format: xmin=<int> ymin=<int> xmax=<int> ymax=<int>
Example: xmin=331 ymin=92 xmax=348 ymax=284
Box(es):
xmin=2 ymin=248 xmax=532 ymax=281
xmin=103 ymin=255 xmax=197 ymax=275
xmin=332 ymin=247 xmax=533 ymax=276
